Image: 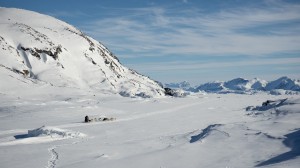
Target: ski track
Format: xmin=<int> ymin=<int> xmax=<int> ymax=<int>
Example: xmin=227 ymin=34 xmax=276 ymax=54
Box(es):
xmin=0 ymin=98 xmax=214 ymax=166
xmin=0 ymin=97 xmax=229 ymax=168
xmin=47 ymin=146 xmax=58 ymax=168
xmin=118 ymin=100 xmax=209 ymax=121
xmin=60 ymin=98 xmax=214 ymax=129
xmin=0 ymin=98 xmax=213 ymax=133
xmin=44 ymin=138 xmax=87 ymax=168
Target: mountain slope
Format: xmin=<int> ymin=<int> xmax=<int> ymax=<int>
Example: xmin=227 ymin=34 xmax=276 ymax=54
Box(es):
xmin=0 ymin=7 xmax=165 ymax=97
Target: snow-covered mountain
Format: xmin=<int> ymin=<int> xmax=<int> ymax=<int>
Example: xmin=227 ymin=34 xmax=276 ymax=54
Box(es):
xmin=265 ymin=76 xmax=300 ymax=91
xmin=0 ymin=7 xmax=165 ymax=97
xmin=167 ymin=77 xmax=299 ymax=94
xmin=223 ymin=77 xmax=267 ymax=91
xmin=196 ymin=77 xmax=299 ymax=94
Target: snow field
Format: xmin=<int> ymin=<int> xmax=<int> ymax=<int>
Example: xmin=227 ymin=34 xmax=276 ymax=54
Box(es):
xmin=1 ymin=91 xmax=299 ymax=168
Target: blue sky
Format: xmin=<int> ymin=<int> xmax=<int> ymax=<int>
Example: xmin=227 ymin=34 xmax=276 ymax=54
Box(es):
xmin=1 ymin=0 xmax=300 ymax=84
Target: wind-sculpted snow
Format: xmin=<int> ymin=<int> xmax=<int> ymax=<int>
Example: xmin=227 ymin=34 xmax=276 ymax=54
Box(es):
xmin=246 ymin=98 xmax=300 ymax=116
xmin=0 ymin=93 xmax=300 ymax=167
xmin=256 ymin=129 xmax=300 ymax=167
xmin=7 ymin=126 xmax=85 ymax=145
xmin=0 ymin=7 xmax=165 ymax=98
xmin=27 ymin=126 xmax=85 ymax=139
xmin=189 ymin=124 xmax=223 ymax=143
xmin=242 ymin=98 xmax=300 ymax=167
xmin=0 ymin=126 xmax=85 ymax=147
xmin=246 ymin=98 xmax=288 ymax=111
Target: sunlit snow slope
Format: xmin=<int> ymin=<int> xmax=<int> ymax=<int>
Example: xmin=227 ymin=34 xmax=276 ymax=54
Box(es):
xmin=0 ymin=7 xmax=164 ymax=97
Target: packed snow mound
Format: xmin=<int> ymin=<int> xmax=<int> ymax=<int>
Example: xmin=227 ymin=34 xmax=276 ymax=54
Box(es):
xmin=28 ymin=126 xmax=85 ymax=138
xmin=0 ymin=7 xmax=165 ymax=98
xmin=169 ymin=77 xmax=299 ymax=95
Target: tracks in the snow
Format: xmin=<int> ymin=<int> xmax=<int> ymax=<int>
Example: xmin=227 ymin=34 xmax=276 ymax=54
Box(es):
xmin=46 ymin=146 xmax=58 ymax=168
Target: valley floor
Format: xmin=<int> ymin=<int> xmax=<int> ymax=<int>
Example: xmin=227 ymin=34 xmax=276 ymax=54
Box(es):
xmin=0 ymin=91 xmax=299 ymax=168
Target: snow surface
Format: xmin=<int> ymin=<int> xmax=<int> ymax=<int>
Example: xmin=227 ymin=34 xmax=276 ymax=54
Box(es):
xmin=0 ymin=89 xmax=299 ymax=168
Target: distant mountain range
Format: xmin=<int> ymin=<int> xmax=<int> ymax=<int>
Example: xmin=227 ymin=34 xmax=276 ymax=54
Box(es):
xmin=165 ymin=77 xmax=300 ymax=95
xmin=165 ymin=81 xmax=192 ymax=91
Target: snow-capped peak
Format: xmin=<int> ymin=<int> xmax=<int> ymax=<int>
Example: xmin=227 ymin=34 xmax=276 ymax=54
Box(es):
xmin=224 ymin=77 xmax=250 ymax=91
xmin=265 ymin=76 xmax=300 ymax=91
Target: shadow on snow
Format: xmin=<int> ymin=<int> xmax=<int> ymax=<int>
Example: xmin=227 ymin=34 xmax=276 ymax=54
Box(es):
xmin=190 ymin=124 xmax=222 ymax=143
xmin=256 ymin=129 xmax=300 ymax=167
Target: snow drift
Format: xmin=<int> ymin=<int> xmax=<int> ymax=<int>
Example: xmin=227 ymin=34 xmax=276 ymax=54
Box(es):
xmin=28 ymin=126 xmax=85 ymax=138
xmin=0 ymin=7 xmax=165 ymax=98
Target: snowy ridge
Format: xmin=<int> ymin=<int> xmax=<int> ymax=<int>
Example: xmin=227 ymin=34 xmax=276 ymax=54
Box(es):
xmin=0 ymin=7 xmax=165 ymax=98
xmin=166 ymin=77 xmax=300 ymax=95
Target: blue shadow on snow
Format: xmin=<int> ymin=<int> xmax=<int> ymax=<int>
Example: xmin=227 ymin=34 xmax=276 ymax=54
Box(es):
xmin=256 ymin=129 xmax=300 ymax=167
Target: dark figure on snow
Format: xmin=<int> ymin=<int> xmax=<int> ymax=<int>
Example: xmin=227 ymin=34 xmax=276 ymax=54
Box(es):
xmin=85 ymin=115 xmax=89 ymax=123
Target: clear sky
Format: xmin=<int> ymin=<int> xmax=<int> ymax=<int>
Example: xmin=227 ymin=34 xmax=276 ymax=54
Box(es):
xmin=1 ymin=0 xmax=300 ymax=84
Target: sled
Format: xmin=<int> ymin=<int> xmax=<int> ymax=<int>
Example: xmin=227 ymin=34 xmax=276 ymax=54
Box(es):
xmin=84 ymin=115 xmax=116 ymax=123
